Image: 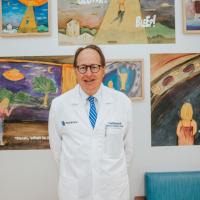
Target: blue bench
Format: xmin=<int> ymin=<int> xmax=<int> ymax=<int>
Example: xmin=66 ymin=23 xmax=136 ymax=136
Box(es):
xmin=145 ymin=171 xmax=200 ymax=200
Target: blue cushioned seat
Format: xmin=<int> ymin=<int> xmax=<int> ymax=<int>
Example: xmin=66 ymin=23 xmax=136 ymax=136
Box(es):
xmin=145 ymin=171 xmax=200 ymax=200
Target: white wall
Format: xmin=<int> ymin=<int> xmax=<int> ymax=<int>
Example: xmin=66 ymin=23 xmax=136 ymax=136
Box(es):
xmin=0 ymin=1 xmax=200 ymax=199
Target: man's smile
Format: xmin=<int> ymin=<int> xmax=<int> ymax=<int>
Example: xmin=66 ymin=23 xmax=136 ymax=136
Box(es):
xmin=84 ymin=79 xmax=96 ymax=83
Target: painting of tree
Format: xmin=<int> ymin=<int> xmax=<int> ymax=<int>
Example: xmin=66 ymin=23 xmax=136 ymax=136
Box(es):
xmin=32 ymin=76 xmax=57 ymax=107
xmin=0 ymin=56 xmax=64 ymax=150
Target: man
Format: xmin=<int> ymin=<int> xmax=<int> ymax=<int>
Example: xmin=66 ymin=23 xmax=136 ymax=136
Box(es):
xmin=48 ymin=45 xmax=133 ymax=200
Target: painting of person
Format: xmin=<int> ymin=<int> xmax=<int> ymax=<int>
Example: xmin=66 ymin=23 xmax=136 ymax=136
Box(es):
xmin=192 ymin=0 xmax=200 ymax=20
xmin=176 ymin=102 xmax=197 ymax=145
xmin=0 ymin=98 xmax=14 ymax=146
xmin=111 ymin=0 xmax=126 ymax=24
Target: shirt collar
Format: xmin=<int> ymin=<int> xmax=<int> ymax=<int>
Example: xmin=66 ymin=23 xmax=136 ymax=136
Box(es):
xmin=79 ymin=84 xmax=103 ymax=104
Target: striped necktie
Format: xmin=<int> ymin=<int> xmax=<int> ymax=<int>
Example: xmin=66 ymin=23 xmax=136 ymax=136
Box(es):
xmin=88 ymin=96 xmax=97 ymax=129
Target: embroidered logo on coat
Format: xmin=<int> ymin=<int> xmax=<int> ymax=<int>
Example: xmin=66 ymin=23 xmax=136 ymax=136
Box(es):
xmin=106 ymin=122 xmax=123 ymax=128
xmin=61 ymin=121 xmax=78 ymax=126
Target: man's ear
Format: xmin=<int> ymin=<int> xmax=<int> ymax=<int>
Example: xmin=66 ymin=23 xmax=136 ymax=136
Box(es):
xmin=103 ymin=66 xmax=105 ymax=74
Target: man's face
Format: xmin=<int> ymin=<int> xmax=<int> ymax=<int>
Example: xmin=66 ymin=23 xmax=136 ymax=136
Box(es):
xmin=75 ymin=48 xmax=105 ymax=96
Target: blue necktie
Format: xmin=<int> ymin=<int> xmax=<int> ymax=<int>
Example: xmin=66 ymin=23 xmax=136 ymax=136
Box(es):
xmin=88 ymin=96 xmax=97 ymax=129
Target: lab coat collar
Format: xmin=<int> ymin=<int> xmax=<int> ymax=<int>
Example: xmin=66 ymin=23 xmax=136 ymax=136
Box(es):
xmin=101 ymin=84 xmax=113 ymax=103
xmin=69 ymin=84 xmax=113 ymax=105
xmin=66 ymin=84 xmax=114 ymax=130
xmin=78 ymin=84 xmax=102 ymax=106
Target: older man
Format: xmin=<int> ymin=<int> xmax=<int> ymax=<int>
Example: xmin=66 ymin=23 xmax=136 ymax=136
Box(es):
xmin=48 ymin=45 xmax=133 ymax=200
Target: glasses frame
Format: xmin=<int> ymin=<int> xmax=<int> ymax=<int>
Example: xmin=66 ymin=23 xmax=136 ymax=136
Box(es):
xmin=76 ymin=64 xmax=101 ymax=74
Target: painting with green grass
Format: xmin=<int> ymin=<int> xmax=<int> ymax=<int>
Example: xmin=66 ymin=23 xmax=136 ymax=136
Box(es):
xmin=140 ymin=0 xmax=175 ymax=43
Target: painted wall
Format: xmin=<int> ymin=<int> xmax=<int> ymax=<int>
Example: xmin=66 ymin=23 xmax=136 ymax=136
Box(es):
xmin=0 ymin=1 xmax=200 ymax=199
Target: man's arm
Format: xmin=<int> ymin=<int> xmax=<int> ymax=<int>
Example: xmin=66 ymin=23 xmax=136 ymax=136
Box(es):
xmin=124 ymin=98 xmax=133 ymax=168
xmin=48 ymin=100 xmax=62 ymax=167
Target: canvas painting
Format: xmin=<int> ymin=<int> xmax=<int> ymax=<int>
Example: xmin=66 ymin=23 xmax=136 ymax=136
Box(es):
xmin=0 ymin=56 xmax=74 ymax=150
xmin=183 ymin=0 xmax=200 ymax=33
xmin=151 ymin=53 xmax=200 ymax=146
xmin=58 ymin=0 xmax=175 ymax=45
xmin=104 ymin=60 xmax=144 ymax=100
xmin=0 ymin=0 xmax=49 ymax=36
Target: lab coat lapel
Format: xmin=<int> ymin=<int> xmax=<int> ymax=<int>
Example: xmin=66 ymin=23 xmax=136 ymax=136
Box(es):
xmin=95 ymin=85 xmax=113 ymax=130
xmin=69 ymin=85 xmax=90 ymax=127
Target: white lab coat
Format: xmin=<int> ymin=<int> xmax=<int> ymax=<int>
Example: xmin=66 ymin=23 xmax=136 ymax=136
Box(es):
xmin=48 ymin=84 xmax=133 ymax=200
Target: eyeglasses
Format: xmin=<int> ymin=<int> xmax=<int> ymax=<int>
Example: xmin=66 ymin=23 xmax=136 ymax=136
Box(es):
xmin=76 ymin=64 xmax=101 ymax=74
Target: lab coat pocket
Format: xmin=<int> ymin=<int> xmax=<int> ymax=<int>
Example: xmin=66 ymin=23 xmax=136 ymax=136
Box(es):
xmin=104 ymin=126 xmax=123 ymax=159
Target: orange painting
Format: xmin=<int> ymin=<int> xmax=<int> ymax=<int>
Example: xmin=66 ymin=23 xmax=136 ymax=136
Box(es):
xmin=18 ymin=0 xmax=48 ymax=6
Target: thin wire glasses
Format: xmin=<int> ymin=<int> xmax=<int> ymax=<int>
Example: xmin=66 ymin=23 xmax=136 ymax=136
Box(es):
xmin=76 ymin=64 xmax=101 ymax=74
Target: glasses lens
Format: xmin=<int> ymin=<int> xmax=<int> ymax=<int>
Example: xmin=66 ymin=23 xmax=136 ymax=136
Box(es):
xmin=77 ymin=64 xmax=101 ymax=74
xmin=90 ymin=64 xmax=100 ymax=73
xmin=78 ymin=65 xmax=87 ymax=74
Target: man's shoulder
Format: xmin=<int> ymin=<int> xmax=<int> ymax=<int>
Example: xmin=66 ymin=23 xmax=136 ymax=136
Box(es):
xmin=52 ymin=85 xmax=78 ymax=104
xmin=102 ymin=85 xmax=131 ymax=103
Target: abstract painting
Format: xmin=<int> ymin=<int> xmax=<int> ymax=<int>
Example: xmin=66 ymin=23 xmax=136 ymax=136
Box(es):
xmin=58 ymin=0 xmax=175 ymax=45
xmin=183 ymin=0 xmax=200 ymax=33
xmin=151 ymin=53 xmax=200 ymax=146
xmin=0 ymin=0 xmax=49 ymax=36
xmin=104 ymin=60 xmax=144 ymax=100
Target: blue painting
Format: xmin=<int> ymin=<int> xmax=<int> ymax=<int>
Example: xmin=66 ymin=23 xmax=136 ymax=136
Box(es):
xmin=103 ymin=60 xmax=143 ymax=100
xmin=1 ymin=0 xmax=49 ymax=35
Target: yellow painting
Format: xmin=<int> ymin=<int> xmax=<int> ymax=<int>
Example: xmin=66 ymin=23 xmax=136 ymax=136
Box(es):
xmin=58 ymin=0 xmax=175 ymax=45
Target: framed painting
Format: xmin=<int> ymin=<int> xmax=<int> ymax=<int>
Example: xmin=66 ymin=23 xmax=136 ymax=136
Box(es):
xmin=0 ymin=56 xmax=74 ymax=150
xmin=183 ymin=0 xmax=200 ymax=33
xmin=58 ymin=0 xmax=175 ymax=45
xmin=0 ymin=0 xmax=50 ymax=36
xmin=151 ymin=53 xmax=200 ymax=146
xmin=104 ymin=60 xmax=144 ymax=100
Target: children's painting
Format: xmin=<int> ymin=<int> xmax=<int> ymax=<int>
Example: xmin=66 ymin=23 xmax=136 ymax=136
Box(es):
xmin=151 ymin=53 xmax=200 ymax=146
xmin=0 ymin=0 xmax=49 ymax=36
xmin=58 ymin=0 xmax=175 ymax=45
xmin=104 ymin=60 xmax=143 ymax=100
xmin=0 ymin=56 xmax=74 ymax=150
xmin=183 ymin=0 xmax=200 ymax=33
xmin=140 ymin=0 xmax=175 ymax=43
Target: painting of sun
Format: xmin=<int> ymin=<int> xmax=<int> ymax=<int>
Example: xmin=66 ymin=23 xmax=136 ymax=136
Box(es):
xmin=0 ymin=0 xmax=49 ymax=36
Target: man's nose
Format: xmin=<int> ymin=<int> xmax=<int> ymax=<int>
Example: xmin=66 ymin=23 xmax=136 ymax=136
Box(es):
xmin=85 ymin=67 xmax=92 ymax=75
